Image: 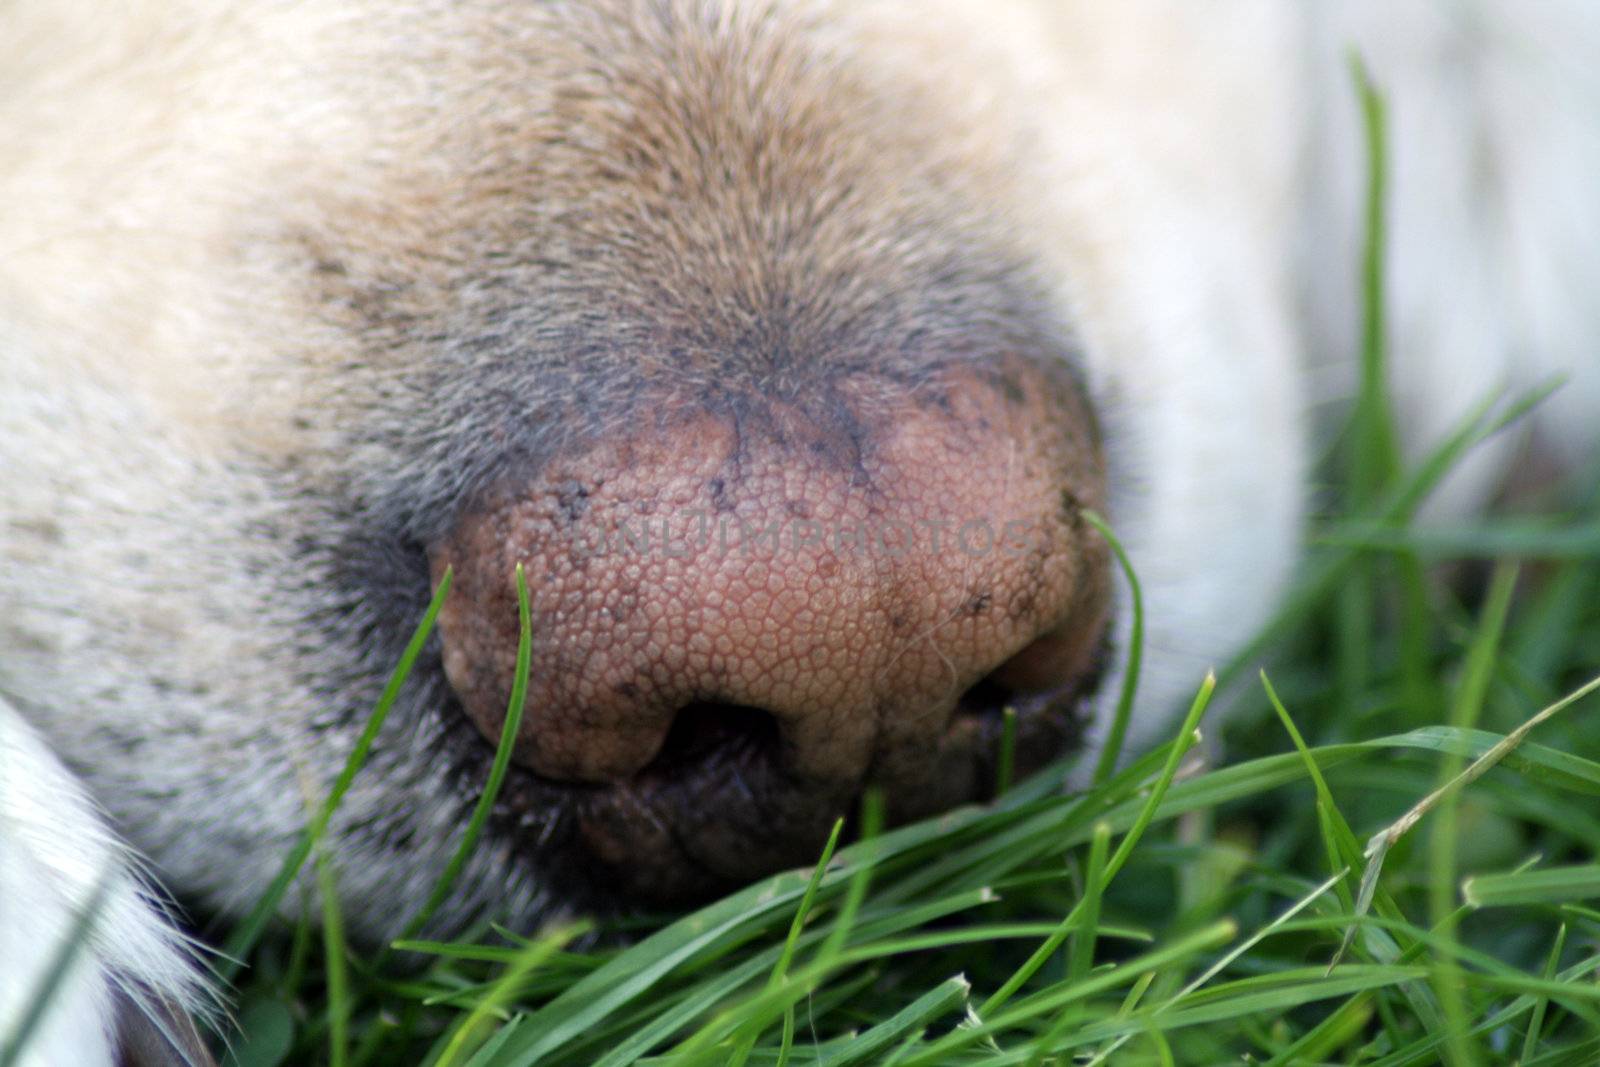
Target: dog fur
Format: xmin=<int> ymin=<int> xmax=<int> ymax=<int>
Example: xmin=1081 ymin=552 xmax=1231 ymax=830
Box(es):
xmin=2 ymin=2 xmax=1596 ymax=1062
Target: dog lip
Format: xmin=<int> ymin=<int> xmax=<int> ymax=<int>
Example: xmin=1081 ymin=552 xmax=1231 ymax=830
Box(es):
xmin=429 ymin=606 xmax=1110 ymax=907
xmin=576 ymin=692 xmax=1099 ymax=902
xmin=461 ymin=646 xmax=1103 ymax=903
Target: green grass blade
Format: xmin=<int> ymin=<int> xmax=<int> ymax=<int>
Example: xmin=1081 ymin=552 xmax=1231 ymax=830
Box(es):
xmin=996 ymin=705 xmax=1018 ymax=797
xmin=822 ymin=976 xmax=969 ymax=1067
xmin=1464 ymin=866 xmax=1600 ymax=908
xmin=1430 ymin=561 xmax=1518 ymax=1067
xmin=1522 ymin=923 xmax=1567 ymax=1061
xmin=434 ymin=925 xmax=586 ymax=1067
xmin=1067 ymin=822 xmax=1111 ymax=984
xmin=219 ymin=569 xmax=454 ymax=981
xmin=397 ymin=564 xmax=534 ymax=944
xmin=725 ymin=818 xmax=844 ymax=1067
xmin=905 ymin=920 xmax=1237 ymax=1066
xmin=314 ymin=839 xmax=351 ymax=1067
xmin=1084 ymin=510 xmax=1144 ymax=786
xmin=817 ymin=790 xmax=883 ymax=963
xmin=0 ymin=865 xmax=115 ymax=1067
xmin=981 ymin=672 xmax=1214 ymax=1016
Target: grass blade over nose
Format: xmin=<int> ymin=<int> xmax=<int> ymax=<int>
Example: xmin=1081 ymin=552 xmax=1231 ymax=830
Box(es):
xmin=398 ymin=564 xmax=534 ymax=946
xmin=218 ymin=568 xmax=454 ymax=984
xmin=1083 ymin=510 xmax=1144 ymax=787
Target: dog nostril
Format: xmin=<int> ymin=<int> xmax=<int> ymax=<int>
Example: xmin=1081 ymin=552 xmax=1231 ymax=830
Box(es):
xmin=957 ymin=624 xmax=1091 ymax=719
xmin=638 ymin=702 xmax=782 ymax=782
xmin=956 ymin=675 xmax=1017 ymax=720
xmin=952 ymin=624 xmax=1104 ymax=794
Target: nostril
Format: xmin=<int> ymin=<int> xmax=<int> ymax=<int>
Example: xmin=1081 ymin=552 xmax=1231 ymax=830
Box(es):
xmin=957 ymin=623 xmax=1096 ymax=720
xmin=638 ymin=702 xmax=781 ymax=783
xmin=988 ymin=625 xmax=1083 ymax=693
xmin=956 ymin=674 xmax=1018 ymax=720
xmin=954 ymin=624 xmax=1106 ymax=792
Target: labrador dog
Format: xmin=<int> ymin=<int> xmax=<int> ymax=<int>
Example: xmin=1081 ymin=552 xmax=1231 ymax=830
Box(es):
xmin=3 ymin=2 xmax=1597 ymax=1063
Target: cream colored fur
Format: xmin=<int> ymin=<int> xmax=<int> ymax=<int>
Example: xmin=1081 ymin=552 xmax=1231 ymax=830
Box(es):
xmin=1 ymin=3 xmax=1595 ymax=1062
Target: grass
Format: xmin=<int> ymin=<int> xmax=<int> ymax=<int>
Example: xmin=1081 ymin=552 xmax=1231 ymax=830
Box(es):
xmin=11 ymin=65 xmax=1600 ymax=1067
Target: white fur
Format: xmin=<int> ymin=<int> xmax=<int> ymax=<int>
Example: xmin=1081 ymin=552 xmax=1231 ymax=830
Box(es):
xmin=0 ymin=699 xmax=205 ymax=1066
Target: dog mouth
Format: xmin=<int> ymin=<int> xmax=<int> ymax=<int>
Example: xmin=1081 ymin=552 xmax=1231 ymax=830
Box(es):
xmin=441 ymin=638 xmax=1107 ymax=905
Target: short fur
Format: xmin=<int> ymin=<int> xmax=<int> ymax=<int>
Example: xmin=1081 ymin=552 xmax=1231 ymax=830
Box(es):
xmin=2 ymin=2 xmax=1596 ymax=1063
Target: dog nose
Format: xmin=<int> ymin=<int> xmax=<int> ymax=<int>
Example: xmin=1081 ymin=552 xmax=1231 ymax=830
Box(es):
xmin=428 ymin=359 xmax=1109 ymax=893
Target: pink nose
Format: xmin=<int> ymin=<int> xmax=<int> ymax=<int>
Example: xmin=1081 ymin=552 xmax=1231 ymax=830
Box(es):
xmin=429 ymin=359 xmax=1109 ymax=897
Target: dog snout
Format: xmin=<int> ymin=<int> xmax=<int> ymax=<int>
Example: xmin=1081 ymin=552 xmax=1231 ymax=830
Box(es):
xmin=428 ymin=359 xmax=1110 ymax=896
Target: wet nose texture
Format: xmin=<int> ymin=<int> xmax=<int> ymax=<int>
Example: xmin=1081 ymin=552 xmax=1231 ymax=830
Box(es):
xmin=429 ymin=359 xmax=1110 ymax=899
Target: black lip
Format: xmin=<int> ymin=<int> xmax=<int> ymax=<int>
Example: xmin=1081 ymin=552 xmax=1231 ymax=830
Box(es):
xmin=432 ymin=628 xmax=1111 ymax=909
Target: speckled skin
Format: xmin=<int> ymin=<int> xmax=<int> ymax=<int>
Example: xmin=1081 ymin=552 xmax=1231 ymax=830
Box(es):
xmin=433 ymin=357 xmax=1108 ymax=893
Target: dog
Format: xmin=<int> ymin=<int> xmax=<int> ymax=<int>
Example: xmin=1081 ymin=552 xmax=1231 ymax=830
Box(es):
xmin=3 ymin=2 xmax=1597 ymax=1063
